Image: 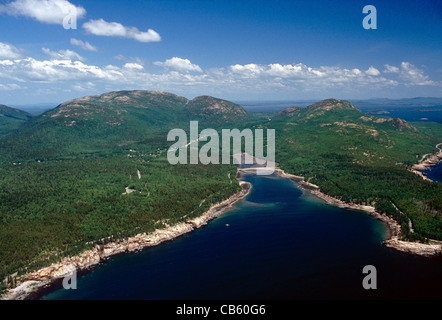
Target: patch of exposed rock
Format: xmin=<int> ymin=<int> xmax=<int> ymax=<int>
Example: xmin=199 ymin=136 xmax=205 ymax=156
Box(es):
xmin=275 ymin=106 xmax=302 ymax=118
xmin=389 ymin=118 xmax=417 ymax=131
xmin=306 ymin=99 xmax=359 ymax=112
xmin=188 ymin=96 xmax=249 ymax=122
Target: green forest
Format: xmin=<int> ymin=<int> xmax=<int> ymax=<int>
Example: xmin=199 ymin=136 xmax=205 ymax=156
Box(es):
xmin=0 ymin=152 xmax=240 ymax=284
xmin=269 ymin=100 xmax=442 ymax=241
xmin=0 ymin=93 xmax=441 ymax=292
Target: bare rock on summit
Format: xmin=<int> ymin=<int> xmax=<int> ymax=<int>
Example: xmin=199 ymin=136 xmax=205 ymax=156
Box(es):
xmin=305 ymin=99 xmax=359 ymax=112
xmin=275 ymin=106 xmax=302 ymax=118
xmin=187 ymin=96 xmax=249 ymax=123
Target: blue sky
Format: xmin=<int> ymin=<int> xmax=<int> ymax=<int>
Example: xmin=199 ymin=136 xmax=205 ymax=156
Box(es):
xmin=0 ymin=0 xmax=441 ymax=105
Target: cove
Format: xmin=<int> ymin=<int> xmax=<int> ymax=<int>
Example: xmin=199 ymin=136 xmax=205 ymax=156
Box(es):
xmin=40 ymin=172 xmax=442 ymax=300
xmin=424 ymin=162 xmax=442 ymax=183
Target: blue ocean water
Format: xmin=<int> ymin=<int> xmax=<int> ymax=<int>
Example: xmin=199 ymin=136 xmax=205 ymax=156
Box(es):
xmin=424 ymin=162 xmax=442 ymax=183
xmin=359 ymin=106 xmax=442 ymax=124
xmin=240 ymin=102 xmax=442 ymax=125
xmin=41 ymin=173 xmax=442 ymax=300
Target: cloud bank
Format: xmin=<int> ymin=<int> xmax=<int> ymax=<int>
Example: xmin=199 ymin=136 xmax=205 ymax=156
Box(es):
xmin=0 ymin=42 xmax=439 ymax=99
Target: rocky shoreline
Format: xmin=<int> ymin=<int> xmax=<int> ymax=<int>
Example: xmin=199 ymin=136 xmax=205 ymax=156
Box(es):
xmin=3 ymin=155 xmax=442 ymax=300
xmin=411 ymin=143 xmax=442 ymax=181
xmin=273 ymin=168 xmax=442 ymax=257
xmin=1 ymin=181 xmax=252 ymax=300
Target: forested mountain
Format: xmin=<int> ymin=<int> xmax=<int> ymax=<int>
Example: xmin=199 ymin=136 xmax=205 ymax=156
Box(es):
xmin=0 ymin=91 xmax=250 ymax=163
xmin=269 ymin=99 xmax=442 ymax=240
xmin=0 ymin=90 xmax=250 ymax=284
xmin=274 ymin=106 xmax=302 ymax=119
xmin=187 ymin=95 xmax=249 ymax=124
xmin=0 ymin=104 xmax=33 ymax=136
xmin=0 ymin=93 xmax=441 ymax=291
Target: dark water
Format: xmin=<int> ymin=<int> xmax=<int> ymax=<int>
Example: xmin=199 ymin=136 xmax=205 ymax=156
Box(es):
xmin=41 ymin=173 xmax=442 ymax=300
xmin=361 ymin=106 xmax=442 ymax=124
xmin=242 ymin=102 xmax=442 ymax=125
xmin=424 ymin=162 xmax=442 ymax=183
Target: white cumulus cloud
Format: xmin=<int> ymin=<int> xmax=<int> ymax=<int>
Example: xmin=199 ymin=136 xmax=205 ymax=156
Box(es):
xmin=0 ymin=57 xmax=123 ymax=82
xmin=83 ymin=19 xmax=161 ymax=43
xmin=0 ymin=0 xmax=86 ymax=25
xmin=0 ymin=42 xmax=23 ymax=59
xmin=384 ymin=64 xmax=400 ymax=73
xmin=384 ymin=62 xmax=436 ymax=86
xmin=42 ymin=48 xmax=84 ymax=61
xmin=230 ymin=64 xmax=265 ymax=78
xmin=220 ymin=63 xmax=399 ymax=89
xmin=123 ymin=63 xmax=144 ymax=70
xmin=154 ymin=57 xmax=202 ymax=73
xmin=0 ymin=44 xmax=438 ymax=99
xmin=366 ymin=66 xmax=380 ymax=76
xmin=398 ymin=62 xmax=434 ymax=86
xmin=70 ymin=38 xmax=98 ymax=52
